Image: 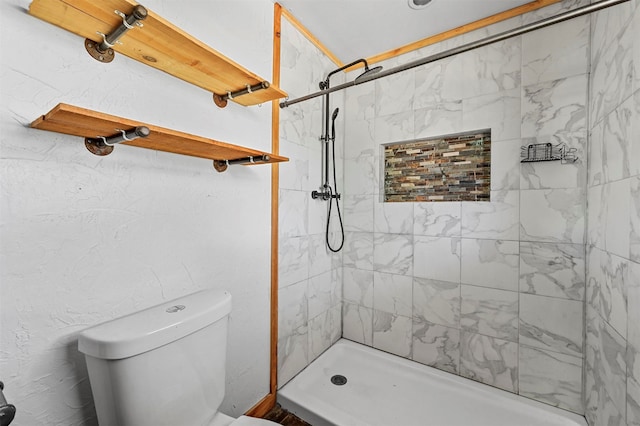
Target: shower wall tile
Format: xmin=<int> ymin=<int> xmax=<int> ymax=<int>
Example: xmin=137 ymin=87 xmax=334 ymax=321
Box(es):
xmin=342 ymin=302 xmax=373 ymax=346
xmin=635 ymin=5 xmax=640 ymax=91
xmin=414 ymin=102 xmax=463 ymax=140
xmin=519 ymin=134 xmax=587 ymax=190
xmin=279 ymin=139 xmax=310 ymax=191
xmin=330 ymin=304 xmax=342 ymax=345
xmin=458 ymin=38 xmax=521 ymax=99
xmin=413 ymin=202 xmax=461 ymax=237
xmin=603 ymin=179 xmax=631 ymax=259
xmin=587 ymin=185 xmax=605 ymax=249
xmin=460 ymin=239 xmax=519 ymax=291
xmin=518 ymin=346 xmax=583 ymax=413
xmin=590 ymin=0 xmax=634 ymax=63
xmin=628 ymin=261 xmax=640 ymax=349
xmin=461 ymin=15 xmax=522 ymax=46
xmin=345 ymin=80 xmax=376 ymax=122
xmin=520 ymin=188 xmax=585 ymax=244
xmin=372 ymin=310 xmax=413 ymax=358
xmin=343 ymin=232 xmax=374 ymax=270
xmin=413 ymin=236 xmax=461 ymax=283
xmin=588 ymin=122 xmax=604 ymax=186
xmin=279 ymin=189 xmax=309 ymax=238
xmin=413 ymin=277 xmax=460 ymax=328
xmin=343 ymin=267 xmax=374 ymax=308
xmin=308 ymin=310 xmax=332 ymax=363
xmin=585 ymin=307 xmax=628 ymax=420
xmin=590 ymin=3 xmax=635 ymax=126
xmin=412 ymin=319 xmax=460 ymax=374
xmin=373 ymin=272 xmax=412 ymax=317
xmin=602 ymin=97 xmax=634 ymax=183
xmin=308 ymin=234 xmax=338 ymax=278
xmin=631 ymin=93 xmax=640 ymax=178
xmin=586 ymin=246 xmax=604 ymax=313
xmin=279 ymin=236 xmax=310 ymax=289
xmin=519 ymin=293 xmax=583 ymax=357
xmin=308 ymin=271 xmax=333 ymax=320
xmin=279 ymin=280 xmax=308 ymax=338
xmin=344 ymin=154 xmax=377 ymax=196
xmin=590 ymin=248 xmax=629 ymax=339
xmin=490 ymin=140 xmax=521 ymax=191
xmin=460 ymin=285 xmax=518 ymax=341
xmin=278 ymin=324 xmax=309 ymax=388
xmin=628 ymin=343 xmax=640 ymax=426
xmin=344 ymin=195 xmax=374 ymax=233
xmin=308 ymin=199 xmax=328 ymax=236
xmin=522 ymin=15 xmax=589 ymax=86
xmin=522 ymin=74 xmax=588 ymax=140
xmin=280 ymin=103 xmax=321 ymax=150
xmin=344 ymin=118 xmax=376 ymax=159
xmin=374 ymin=201 xmax=413 ymax=234
xmin=519 ymin=242 xmax=585 ymax=301
xmin=459 ymin=331 xmax=518 ymax=393
xmin=462 ymin=89 xmax=521 ymax=142
xmin=632 ymin=177 xmax=640 ymax=262
xmin=461 ymin=190 xmax=520 ymax=240
xmin=523 ymin=0 xmax=590 ymax=24
xmin=413 ymin=56 xmax=464 ymax=107
xmin=373 ymin=233 xmax=413 ymax=276
xmin=628 ymin=265 xmax=640 ymax=423
xmin=374 ymin=71 xmax=415 ymax=118
xmin=373 ymin=111 xmax=414 ymax=144
xmin=330 ymin=268 xmax=342 ymax=308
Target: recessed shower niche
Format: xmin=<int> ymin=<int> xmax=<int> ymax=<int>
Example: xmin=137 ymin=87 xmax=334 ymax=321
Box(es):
xmin=382 ymin=129 xmax=491 ymax=202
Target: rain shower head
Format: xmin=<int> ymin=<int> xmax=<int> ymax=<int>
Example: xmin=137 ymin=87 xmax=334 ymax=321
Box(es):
xmin=322 ymin=58 xmax=383 ymax=89
xmin=354 ymin=64 xmax=383 ymax=83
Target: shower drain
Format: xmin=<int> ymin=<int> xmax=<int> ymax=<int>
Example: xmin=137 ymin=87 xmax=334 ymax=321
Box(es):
xmin=330 ymin=374 xmax=347 ymax=386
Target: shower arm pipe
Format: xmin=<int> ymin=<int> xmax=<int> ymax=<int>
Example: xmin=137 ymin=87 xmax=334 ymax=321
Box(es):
xmin=322 ymin=58 xmax=369 ymax=89
xmin=279 ymin=0 xmax=629 ymax=109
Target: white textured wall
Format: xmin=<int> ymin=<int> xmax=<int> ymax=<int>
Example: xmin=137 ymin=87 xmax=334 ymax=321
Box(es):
xmin=0 ymin=1 xmax=275 ymax=424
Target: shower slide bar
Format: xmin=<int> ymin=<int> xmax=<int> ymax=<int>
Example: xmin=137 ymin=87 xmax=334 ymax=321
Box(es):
xmin=0 ymin=381 xmax=16 ymax=426
xmin=279 ymin=0 xmax=630 ymax=108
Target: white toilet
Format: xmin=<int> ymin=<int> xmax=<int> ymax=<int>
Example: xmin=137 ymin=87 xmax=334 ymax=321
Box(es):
xmin=78 ymin=289 xmax=279 ymax=426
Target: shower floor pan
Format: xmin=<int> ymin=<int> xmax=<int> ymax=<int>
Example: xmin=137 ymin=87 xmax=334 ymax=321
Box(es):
xmin=277 ymin=339 xmax=587 ymax=426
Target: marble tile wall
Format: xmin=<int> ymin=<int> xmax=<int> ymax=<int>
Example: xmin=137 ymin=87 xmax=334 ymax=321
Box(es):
xmin=277 ymin=18 xmax=344 ymax=387
xmin=585 ymin=0 xmax=640 ymax=425
xmin=341 ymin=0 xmax=593 ymax=415
xmin=279 ymin=1 xmax=638 ymax=422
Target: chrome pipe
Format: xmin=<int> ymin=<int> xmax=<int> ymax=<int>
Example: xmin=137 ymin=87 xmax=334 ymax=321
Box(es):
xmin=279 ymin=0 xmax=630 ymax=108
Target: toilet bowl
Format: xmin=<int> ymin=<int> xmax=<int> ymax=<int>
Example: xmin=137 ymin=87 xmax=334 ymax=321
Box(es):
xmin=78 ymin=289 xmax=278 ymax=426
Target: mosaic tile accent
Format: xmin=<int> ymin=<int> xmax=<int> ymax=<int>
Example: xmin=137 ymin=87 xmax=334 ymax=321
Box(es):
xmin=383 ymin=130 xmax=491 ymax=202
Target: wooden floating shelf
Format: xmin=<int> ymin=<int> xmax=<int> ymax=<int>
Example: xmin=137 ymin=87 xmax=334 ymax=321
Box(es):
xmin=28 ymin=0 xmax=287 ymax=107
xmin=31 ymin=103 xmax=288 ymax=168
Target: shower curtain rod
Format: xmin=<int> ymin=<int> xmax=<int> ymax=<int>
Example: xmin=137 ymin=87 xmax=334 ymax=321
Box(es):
xmin=279 ymin=0 xmax=629 ymax=108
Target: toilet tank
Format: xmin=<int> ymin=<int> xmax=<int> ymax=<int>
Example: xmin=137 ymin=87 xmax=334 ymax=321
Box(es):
xmin=78 ymin=289 xmax=232 ymax=426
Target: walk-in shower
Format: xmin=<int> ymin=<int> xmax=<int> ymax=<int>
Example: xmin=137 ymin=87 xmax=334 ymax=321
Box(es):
xmin=312 ymin=59 xmax=382 ymax=252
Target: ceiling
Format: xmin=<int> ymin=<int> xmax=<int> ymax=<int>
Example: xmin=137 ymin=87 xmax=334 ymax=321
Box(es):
xmin=275 ymin=0 xmax=533 ymax=64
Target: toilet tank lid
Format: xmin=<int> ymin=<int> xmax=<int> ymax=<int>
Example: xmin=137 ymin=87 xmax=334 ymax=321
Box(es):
xmin=78 ymin=289 xmax=232 ymax=360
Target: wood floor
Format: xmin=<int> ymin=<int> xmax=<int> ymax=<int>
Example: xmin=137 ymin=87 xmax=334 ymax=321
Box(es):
xmin=261 ymin=403 xmax=312 ymax=426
